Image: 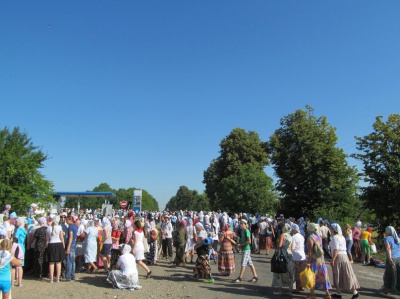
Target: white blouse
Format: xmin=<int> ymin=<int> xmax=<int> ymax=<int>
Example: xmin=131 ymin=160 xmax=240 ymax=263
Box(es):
xmin=47 ymin=225 xmax=63 ymax=243
xmin=329 ymin=234 xmax=347 ymax=255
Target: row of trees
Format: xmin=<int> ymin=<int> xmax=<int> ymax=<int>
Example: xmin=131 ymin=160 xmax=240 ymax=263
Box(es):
xmin=0 ymin=127 xmax=159 ymax=214
xmin=3 ymin=106 xmax=400 ymax=232
xmin=197 ymin=106 xmax=399 ymax=231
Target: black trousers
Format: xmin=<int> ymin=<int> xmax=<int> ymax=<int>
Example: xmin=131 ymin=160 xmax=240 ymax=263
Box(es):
xmin=162 ymin=238 xmax=173 ymax=257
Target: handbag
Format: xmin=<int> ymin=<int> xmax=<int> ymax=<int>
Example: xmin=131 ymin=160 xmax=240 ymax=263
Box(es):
xmin=300 ymin=266 xmax=316 ymax=289
xmin=370 ymin=244 xmax=377 ymax=254
xmin=311 ymin=236 xmax=324 ymax=258
xmin=271 ymin=249 xmax=288 ymax=273
xmin=143 ymin=236 xmax=150 ymax=253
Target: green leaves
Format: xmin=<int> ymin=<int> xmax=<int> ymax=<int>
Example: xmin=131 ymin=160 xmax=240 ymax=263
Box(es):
xmin=0 ymin=127 xmax=54 ymax=214
xmin=268 ymin=106 xmax=359 ymax=219
xmin=353 ymin=114 xmax=400 ymax=230
xmin=165 ymin=186 xmax=210 ymax=211
xmin=203 ymin=128 xmax=275 ymax=213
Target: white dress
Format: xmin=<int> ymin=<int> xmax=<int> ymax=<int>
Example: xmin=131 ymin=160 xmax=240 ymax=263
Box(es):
xmin=133 ymin=230 xmax=145 ymax=261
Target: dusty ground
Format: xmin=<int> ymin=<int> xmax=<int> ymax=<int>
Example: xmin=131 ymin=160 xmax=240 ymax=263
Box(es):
xmin=11 ymin=251 xmax=400 ymax=299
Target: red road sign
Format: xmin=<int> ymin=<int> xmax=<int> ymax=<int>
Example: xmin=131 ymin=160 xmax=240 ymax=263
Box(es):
xmin=120 ymin=200 xmax=127 ymax=208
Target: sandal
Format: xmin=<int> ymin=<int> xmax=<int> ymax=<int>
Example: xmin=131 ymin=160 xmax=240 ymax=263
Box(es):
xmin=146 ymin=270 xmax=152 ymax=279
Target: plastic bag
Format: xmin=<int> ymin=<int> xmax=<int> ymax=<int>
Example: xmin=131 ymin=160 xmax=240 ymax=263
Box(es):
xmin=271 ymin=249 xmax=288 ymax=273
xmin=300 ymin=266 xmax=316 ymax=289
xmin=370 ymin=244 xmax=377 ymax=254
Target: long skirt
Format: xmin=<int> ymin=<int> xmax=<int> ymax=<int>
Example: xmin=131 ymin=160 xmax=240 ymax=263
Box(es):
xmin=272 ymin=254 xmax=294 ymax=289
xmin=331 ymin=254 xmax=360 ymax=291
xmin=194 ymin=254 xmax=212 ymax=279
xmin=259 ymin=234 xmax=273 ymax=250
xmin=383 ymin=256 xmax=400 ymax=293
xmin=107 ymin=270 xmax=141 ymax=290
xmin=310 ymin=256 xmax=332 ymax=290
xmin=293 ymin=260 xmax=307 ymax=288
xmin=218 ymin=248 xmax=235 ymax=274
xmin=353 ymin=239 xmax=362 ymax=261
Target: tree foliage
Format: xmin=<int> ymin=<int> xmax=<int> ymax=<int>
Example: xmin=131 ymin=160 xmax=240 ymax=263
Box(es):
xmin=268 ymin=106 xmax=359 ymax=219
xmin=203 ymin=128 xmax=276 ymax=213
xmin=165 ymin=186 xmax=210 ymax=211
xmin=64 ymin=183 xmax=159 ymax=211
xmin=0 ymin=127 xmax=54 ymax=214
xmin=353 ymin=114 xmax=400 ymax=230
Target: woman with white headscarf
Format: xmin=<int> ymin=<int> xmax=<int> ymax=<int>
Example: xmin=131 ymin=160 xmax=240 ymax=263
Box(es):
xmin=306 ymin=223 xmax=332 ymax=299
xmin=33 ymin=217 xmax=47 ymax=279
xmin=291 ymin=223 xmax=307 ymax=293
xmin=100 ymin=218 xmax=112 ymax=272
xmin=107 ymin=244 xmax=141 ymax=290
xmin=380 ymin=226 xmax=400 ymax=295
xmin=352 ymin=221 xmax=362 ymax=262
xmin=185 ymin=217 xmax=196 ymax=264
xmin=82 ymin=220 xmax=98 ymax=273
xmin=272 ymin=223 xmax=294 ymax=295
xmin=329 ymin=223 xmax=360 ymax=299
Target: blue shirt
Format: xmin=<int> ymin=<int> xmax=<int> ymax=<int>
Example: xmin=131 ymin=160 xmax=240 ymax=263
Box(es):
xmin=68 ymin=224 xmax=78 ymax=246
xmin=0 ymin=263 xmax=10 ymax=282
xmin=384 ymin=236 xmax=400 ymax=259
xmin=14 ymin=227 xmax=27 ymax=254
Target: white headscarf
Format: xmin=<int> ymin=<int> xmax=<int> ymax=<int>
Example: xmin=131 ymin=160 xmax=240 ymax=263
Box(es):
xmin=386 ymin=226 xmax=399 ymax=244
xmin=102 ymin=218 xmax=111 ymax=228
xmin=122 ymin=244 xmax=132 ymax=255
xmin=125 ymin=220 xmax=132 ymax=228
xmin=331 ymin=223 xmax=343 ymax=235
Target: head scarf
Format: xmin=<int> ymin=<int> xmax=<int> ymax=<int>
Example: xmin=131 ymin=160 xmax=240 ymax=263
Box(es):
xmin=102 ymin=217 xmax=111 ymax=228
xmin=87 ymin=220 xmax=94 ymax=228
xmin=355 ymin=221 xmax=362 ymax=227
xmin=331 ymin=223 xmax=343 ymax=235
xmin=38 ymin=217 xmax=47 ymax=226
xmin=222 ymin=223 xmax=230 ymax=232
xmin=307 ymin=223 xmax=319 ymax=233
xmin=282 ymin=223 xmax=292 ymax=234
xmin=386 ymin=226 xmax=400 ymax=245
xmin=291 ymin=223 xmax=300 ymax=232
xmin=125 ymin=220 xmax=132 ymax=228
xmin=9 ymin=212 xmax=17 ymax=219
xmin=366 ymin=227 xmax=372 ymax=233
xmin=122 ymin=244 xmax=132 ymax=255
xmin=4 ymin=205 xmax=10 ymax=211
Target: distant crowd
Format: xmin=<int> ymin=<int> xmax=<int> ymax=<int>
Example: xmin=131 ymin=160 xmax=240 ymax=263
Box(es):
xmin=0 ymin=205 xmax=399 ymax=298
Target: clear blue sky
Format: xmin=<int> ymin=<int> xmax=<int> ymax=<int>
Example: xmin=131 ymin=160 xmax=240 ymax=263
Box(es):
xmin=1 ymin=1 xmax=399 ymax=210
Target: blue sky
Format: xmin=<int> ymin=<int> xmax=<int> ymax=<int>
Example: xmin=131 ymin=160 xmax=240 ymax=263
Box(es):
xmin=1 ymin=1 xmax=399 ymax=209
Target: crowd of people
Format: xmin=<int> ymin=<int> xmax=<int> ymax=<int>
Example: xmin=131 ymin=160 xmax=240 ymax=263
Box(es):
xmin=0 ymin=204 xmax=399 ymax=298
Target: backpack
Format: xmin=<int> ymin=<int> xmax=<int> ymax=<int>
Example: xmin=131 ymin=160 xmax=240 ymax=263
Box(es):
xmin=311 ymin=236 xmax=324 ymax=258
xmin=172 ymin=230 xmax=182 ymax=247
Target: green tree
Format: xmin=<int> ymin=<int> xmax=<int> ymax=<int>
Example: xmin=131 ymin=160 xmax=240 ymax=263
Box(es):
xmin=353 ymin=114 xmax=400 ymax=230
xmin=165 ymin=186 xmax=210 ymax=211
xmin=0 ymin=127 xmax=54 ymax=214
xmin=268 ymin=106 xmax=359 ymax=219
xmin=203 ymin=128 xmax=275 ymax=213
